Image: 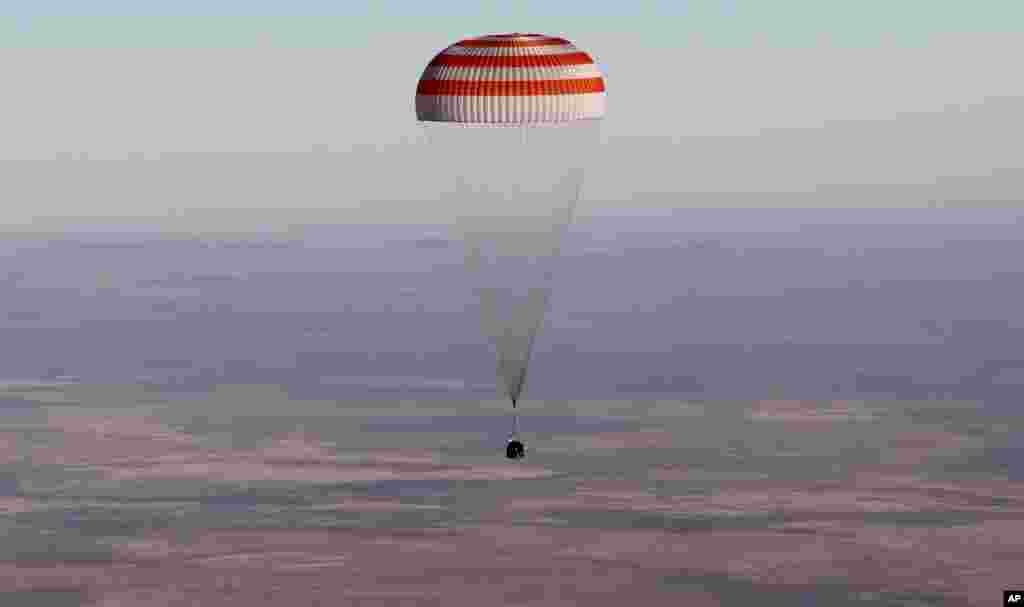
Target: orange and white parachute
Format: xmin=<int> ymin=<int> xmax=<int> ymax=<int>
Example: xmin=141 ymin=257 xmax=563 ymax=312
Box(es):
xmin=416 ymin=33 xmax=606 ymax=125
xmin=415 ymin=34 xmax=605 ymax=410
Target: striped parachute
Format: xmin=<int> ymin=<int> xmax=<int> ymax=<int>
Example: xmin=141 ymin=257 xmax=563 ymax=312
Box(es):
xmin=415 ymin=33 xmax=606 ymax=426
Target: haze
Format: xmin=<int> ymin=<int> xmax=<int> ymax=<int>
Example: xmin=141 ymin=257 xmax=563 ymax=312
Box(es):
xmin=2 ymin=12 xmax=1023 ymax=227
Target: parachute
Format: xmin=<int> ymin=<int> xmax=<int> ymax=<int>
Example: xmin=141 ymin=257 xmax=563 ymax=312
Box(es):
xmin=415 ymin=33 xmax=606 ymax=451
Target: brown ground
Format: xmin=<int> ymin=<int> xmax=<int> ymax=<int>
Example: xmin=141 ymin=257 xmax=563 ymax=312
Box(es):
xmin=0 ymin=395 xmax=1019 ymax=606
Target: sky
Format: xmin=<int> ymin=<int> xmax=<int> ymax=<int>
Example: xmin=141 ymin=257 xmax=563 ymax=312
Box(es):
xmin=1 ymin=1 xmax=1023 ymax=223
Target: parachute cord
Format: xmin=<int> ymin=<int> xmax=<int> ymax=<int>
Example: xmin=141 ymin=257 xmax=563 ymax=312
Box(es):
xmin=508 ymin=164 xmax=586 ymax=406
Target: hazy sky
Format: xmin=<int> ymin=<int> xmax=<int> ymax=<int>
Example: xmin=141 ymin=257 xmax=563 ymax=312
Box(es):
xmin=2 ymin=2 xmax=1023 ymax=222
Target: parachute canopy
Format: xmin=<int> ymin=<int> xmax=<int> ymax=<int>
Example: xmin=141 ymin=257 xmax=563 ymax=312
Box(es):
xmin=415 ymin=33 xmax=606 ymax=125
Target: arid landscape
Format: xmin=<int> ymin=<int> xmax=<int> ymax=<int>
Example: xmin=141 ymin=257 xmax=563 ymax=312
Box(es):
xmin=2 ymin=382 xmax=1020 ymax=606
xmin=3 ymin=215 xmax=1024 ymax=605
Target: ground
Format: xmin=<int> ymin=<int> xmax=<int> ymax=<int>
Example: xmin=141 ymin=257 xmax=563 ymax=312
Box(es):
xmin=0 ymin=384 xmax=1020 ymax=606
